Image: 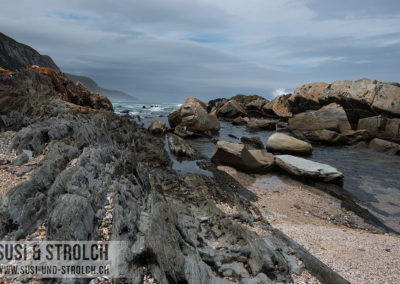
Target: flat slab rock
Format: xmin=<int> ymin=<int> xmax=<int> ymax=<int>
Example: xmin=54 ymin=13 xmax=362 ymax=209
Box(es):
xmin=275 ymin=155 xmax=344 ymax=182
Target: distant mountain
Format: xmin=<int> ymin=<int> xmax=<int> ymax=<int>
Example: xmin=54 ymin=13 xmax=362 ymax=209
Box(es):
xmin=0 ymin=32 xmax=137 ymax=102
xmin=66 ymin=73 xmax=137 ymax=102
xmin=0 ymin=32 xmax=59 ymax=71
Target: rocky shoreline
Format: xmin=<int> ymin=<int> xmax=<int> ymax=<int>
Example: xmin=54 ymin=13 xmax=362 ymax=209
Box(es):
xmin=0 ymin=66 xmax=399 ymax=283
xmin=0 ymin=67 xmax=357 ymax=283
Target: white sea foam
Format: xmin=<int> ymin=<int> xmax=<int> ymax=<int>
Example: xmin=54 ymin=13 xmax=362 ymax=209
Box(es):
xmin=272 ymin=88 xmax=287 ymax=97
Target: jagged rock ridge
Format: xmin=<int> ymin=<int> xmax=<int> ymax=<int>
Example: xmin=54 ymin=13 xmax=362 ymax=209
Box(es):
xmin=0 ymin=67 xmax=349 ymax=283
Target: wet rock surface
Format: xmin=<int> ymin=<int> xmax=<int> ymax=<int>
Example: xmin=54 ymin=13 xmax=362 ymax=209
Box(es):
xmin=168 ymin=101 xmax=220 ymax=137
xmin=240 ymin=136 xmax=264 ymax=149
xmin=247 ymin=119 xmax=277 ymax=131
xmin=217 ymin=99 xmax=248 ymax=119
xmin=167 ymin=133 xmax=201 ymax=160
xmin=211 ymin=141 xmax=274 ymax=174
xmin=275 ymin=155 xmax=344 ymax=182
xmin=266 ymin=133 xmax=313 ymax=155
xmin=148 ymin=120 xmax=166 ymax=136
xmin=0 ymin=68 xmax=351 ymax=283
xmin=289 ymin=103 xmax=352 ymax=133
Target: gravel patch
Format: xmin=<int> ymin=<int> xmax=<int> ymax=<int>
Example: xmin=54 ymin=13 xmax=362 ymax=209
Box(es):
xmin=0 ymin=131 xmax=44 ymax=196
xmin=277 ymin=223 xmax=400 ymax=283
xmin=218 ymin=165 xmax=400 ymax=283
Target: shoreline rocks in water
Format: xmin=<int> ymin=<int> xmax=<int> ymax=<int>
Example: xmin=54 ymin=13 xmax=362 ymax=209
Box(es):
xmin=168 ymin=101 xmax=220 ymax=137
xmin=1 ymin=67 xmax=356 ymax=283
xmin=232 ymin=116 xmax=250 ymax=125
xmin=217 ymin=99 xmax=248 ymax=118
xmin=357 ymin=116 xmax=400 ymax=143
xmin=241 ymin=136 xmax=264 ymax=149
xmin=148 ymin=120 xmax=166 ymax=135
xmin=266 ymin=133 xmax=313 ymax=155
xmin=289 ymin=103 xmax=352 ymax=133
xmin=211 ymin=140 xmax=274 ymax=173
xmin=275 ymin=155 xmax=344 ymax=182
xmin=247 ymin=119 xmax=277 ymax=131
xmin=167 ymin=133 xmax=201 ymax=160
xmin=368 ymin=138 xmax=400 ymax=155
xmin=289 ymin=79 xmax=400 ymax=123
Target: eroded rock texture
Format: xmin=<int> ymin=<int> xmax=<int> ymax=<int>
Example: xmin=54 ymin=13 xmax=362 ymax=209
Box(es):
xmin=0 ymin=68 xmax=349 ymax=283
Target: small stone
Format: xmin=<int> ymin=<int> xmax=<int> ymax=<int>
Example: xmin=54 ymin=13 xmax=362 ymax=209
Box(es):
xmin=12 ymin=152 xmax=29 ymax=166
xmin=22 ymin=149 xmax=33 ymax=158
xmin=199 ymin=217 xmax=210 ymax=223
xmin=237 ymin=255 xmax=247 ymax=263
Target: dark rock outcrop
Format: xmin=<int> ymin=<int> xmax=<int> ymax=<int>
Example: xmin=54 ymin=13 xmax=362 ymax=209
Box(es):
xmin=0 ymin=69 xmax=352 ymax=283
xmin=241 ymin=136 xmax=264 ymax=149
xmin=263 ymin=94 xmax=292 ymax=118
xmin=245 ymin=98 xmax=268 ymax=116
xmin=0 ymin=32 xmax=59 ymax=71
xmin=167 ymin=133 xmax=201 ymax=160
xmin=217 ymin=100 xmax=248 ymax=119
xmin=368 ymin=138 xmax=400 ymax=155
xmin=148 ymin=120 xmax=166 ymax=136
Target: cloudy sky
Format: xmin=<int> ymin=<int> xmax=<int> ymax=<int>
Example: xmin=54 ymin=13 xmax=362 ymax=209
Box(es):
xmin=1 ymin=0 xmax=399 ymax=102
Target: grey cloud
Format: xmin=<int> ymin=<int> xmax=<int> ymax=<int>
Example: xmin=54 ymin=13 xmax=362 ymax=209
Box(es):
xmin=0 ymin=0 xmax=399 ymax=102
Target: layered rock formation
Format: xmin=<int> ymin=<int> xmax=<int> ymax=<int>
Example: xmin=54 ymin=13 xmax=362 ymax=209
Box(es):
xmin=289 ymin=79 xmax=400 ymax=124
xmin=0 ymin=67 xmax=352 ymax=283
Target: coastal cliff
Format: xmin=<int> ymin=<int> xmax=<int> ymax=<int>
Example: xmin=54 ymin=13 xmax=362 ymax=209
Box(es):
xmin=0 ymin=32 xmax=136 ymax=102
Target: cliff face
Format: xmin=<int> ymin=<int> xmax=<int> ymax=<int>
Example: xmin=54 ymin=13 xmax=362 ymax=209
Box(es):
xmin=0 ymin=32 xmax=59 ymax=71
xmin=0 ymin=32 xmax=137 ymax=102
xmin=66 ymin=73 xmax=137 ymax=101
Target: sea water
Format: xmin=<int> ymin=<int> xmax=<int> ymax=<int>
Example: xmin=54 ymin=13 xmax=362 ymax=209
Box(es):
xmin=114 ymin=102 xmax=400 ymax=233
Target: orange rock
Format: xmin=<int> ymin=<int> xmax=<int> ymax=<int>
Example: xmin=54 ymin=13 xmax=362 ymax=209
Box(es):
xmin=184 ymin=97 xmax=208 ymax=109
xmin=0 ymin=67 xmax=13 ymax=76
xmin=27 ymin=66 xmax=113 ymax=111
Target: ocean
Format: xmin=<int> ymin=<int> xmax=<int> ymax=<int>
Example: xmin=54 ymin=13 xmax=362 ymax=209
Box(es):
xmin=113 ymin=102 xmax=400 ymax=233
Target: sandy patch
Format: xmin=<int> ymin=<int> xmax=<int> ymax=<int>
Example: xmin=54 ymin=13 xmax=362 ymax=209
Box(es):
xmin=218 ymin=165 xmax=400 ymax=283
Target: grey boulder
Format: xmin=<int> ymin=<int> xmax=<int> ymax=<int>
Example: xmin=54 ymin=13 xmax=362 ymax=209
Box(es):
xmin=275 ymin=155 xmax=343 ymax=182
xmin=266 ymin=133 xmax=312 ymax=155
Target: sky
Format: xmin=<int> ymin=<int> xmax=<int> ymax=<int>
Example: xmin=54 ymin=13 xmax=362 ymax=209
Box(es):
xmin=1 ymin=0 xmax=399 ymax=102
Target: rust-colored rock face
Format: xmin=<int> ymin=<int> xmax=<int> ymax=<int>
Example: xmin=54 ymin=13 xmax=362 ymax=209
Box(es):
xmin=263 ymin=94 xmax=292 ymax=118
xmin=0 ymin=67 xmax=13 ymax=76
xmin=288 ymin=79 xmax=400 ymax=125
xmin=26 ymin=66 xmax=113 ymax=111
xmin=217 ymin=100 xmax=248 ymax=118
xmin=184 ymin=97 xmax=208 ymax=109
